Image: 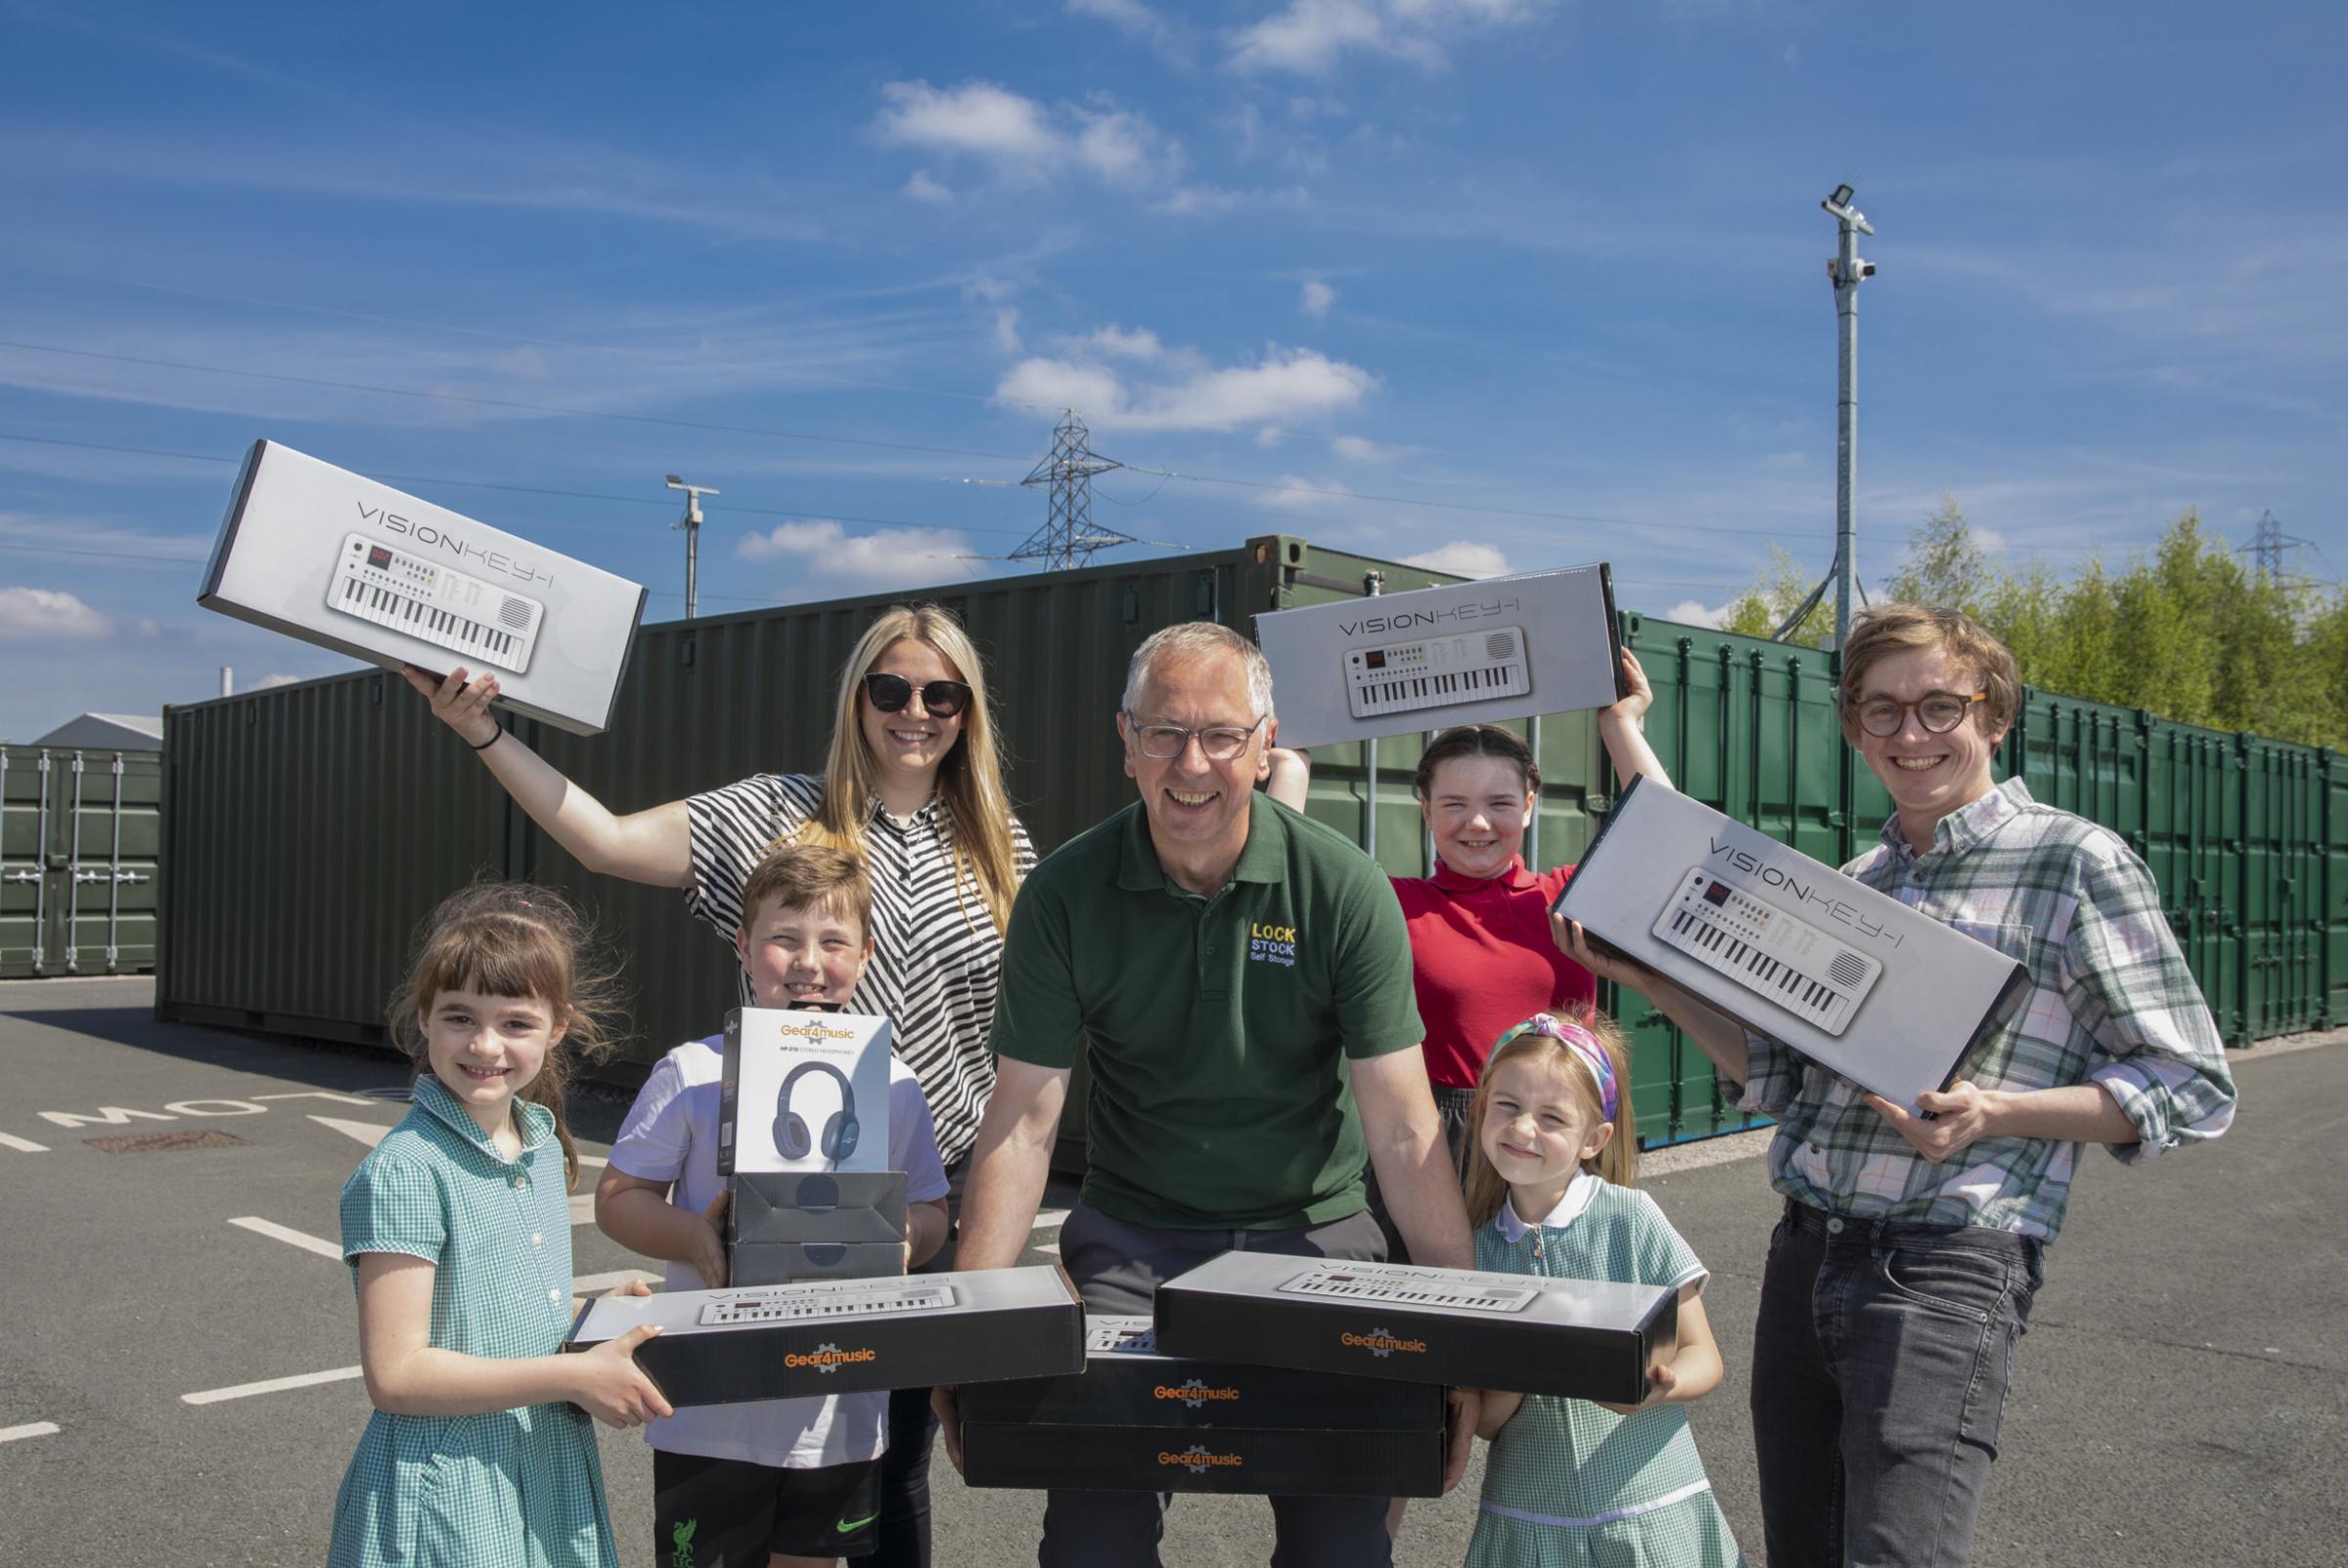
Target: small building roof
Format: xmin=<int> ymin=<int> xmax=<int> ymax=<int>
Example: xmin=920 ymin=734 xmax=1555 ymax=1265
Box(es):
xmin=28 ymin=713 xmax=166 ymax=750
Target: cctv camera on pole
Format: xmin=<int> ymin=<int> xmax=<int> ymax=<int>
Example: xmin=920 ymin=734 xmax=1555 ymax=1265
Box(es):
xmin=664 ymin=473 xmax=720 ymax=620
xmin=1822 ymin=186 xmax=1874 ymax=650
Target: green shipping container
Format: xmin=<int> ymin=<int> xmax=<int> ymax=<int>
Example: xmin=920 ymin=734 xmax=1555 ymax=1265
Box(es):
xmin=1 ymin=744 xmax=161 ymax=977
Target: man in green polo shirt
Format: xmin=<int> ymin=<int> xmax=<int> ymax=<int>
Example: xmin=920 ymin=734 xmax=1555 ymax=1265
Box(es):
xmin=942 ymin=620 xmax=1476 ymax=1567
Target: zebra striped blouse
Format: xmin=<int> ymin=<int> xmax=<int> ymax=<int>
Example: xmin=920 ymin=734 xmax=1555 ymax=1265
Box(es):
xmin=683 ymin=773 xmax=1035 ymax=1166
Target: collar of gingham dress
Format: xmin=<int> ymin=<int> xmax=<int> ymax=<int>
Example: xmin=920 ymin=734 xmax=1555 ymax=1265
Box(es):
xmin=410 ymin=1071 xmax=556 ymax=1163
xmin=1491 ymin=1169 xmax=1601 ymax=1240
xmin=1428 ymin=854 xmax=1539 ymax=894
xmin=1878 ymin=775 xmax=2035 ymax=862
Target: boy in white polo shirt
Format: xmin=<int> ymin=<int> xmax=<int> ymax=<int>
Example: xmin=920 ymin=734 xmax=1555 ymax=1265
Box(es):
xmin=596 ymin=846 xmax=950 ymax=1568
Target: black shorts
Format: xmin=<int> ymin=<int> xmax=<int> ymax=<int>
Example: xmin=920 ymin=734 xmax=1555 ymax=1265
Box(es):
xmin=653 ymin=1449 xmax=881 ymax=1565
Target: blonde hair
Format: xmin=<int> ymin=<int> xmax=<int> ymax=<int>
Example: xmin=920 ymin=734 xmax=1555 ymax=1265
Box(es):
xmin=386 ymin=882 xmax=626 ymax=1191
xmin=741 ymin=844 xmax=874 ymax=946
xmin=1462 ymin=1008 xmax=1638 ymax=1229
xmin=790 ymin=604 xmax=1022 ymax=934
xmin=1838 ymin=602 xmax=2021 ymax=743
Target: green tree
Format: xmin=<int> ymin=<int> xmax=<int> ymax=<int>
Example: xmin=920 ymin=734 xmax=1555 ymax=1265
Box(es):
xmin=1720 ymin=546 xmax=1830 ymax=649
xmin=1886 ymin=492 xmax=1990 ymax=614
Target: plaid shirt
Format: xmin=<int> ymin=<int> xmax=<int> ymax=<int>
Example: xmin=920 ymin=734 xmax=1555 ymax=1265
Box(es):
xmin=1737 ymin=778 xmax=2236 ymax=1240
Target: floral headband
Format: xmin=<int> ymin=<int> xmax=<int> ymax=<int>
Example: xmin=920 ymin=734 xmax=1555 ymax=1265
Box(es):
xmin=1495 ymin=1013 xmax=1619 ymax=1123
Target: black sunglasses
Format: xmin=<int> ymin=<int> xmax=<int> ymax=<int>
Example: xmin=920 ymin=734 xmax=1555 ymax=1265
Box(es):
xmin=861 ymin=671 xmax=972 ymax=718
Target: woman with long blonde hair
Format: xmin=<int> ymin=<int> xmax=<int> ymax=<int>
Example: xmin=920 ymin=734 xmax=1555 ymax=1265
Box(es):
xmin=407 ymin=601 xmax=1032 ymax=1567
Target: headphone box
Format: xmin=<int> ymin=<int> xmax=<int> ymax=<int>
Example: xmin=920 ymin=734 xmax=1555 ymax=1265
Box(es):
xmin=1152 ymin=1252 xmax=1676 ymax=1407
xmin=731 ymin=1240 xmax=907 ymax=1288
xmin=717 ymin=1007 xmax=893 ymax=1176
xmin=729 ymin=1171 xmax=908 ymax=1246
xmin=960 ymin=1316 xmax=1445 ymax=1498
xmin=1249 ymin=562 xmax=1623 ymax=749
xmin=198 ymin=439 xmax=647 ymax=736
xmin=565 ymin=1264 xmax=1085 ymax=1409
xmin=1551 ymin=775 xmax=2031 ymax=1112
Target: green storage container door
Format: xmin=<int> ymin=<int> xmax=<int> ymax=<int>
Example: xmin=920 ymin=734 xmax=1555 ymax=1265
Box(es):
xmin=2325 ymin=749 xmax=2347 ymax=1031
xmin=2239 ymin=736 xmax=2325 ymax=1042
xmin=2142 ymin=720 xmax=2242 ymax=1045
xmin=0 ymin=746 xmax=160 ymax=978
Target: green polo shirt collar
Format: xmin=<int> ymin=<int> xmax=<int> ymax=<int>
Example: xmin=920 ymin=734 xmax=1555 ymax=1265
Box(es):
xmin=1115 ymin=796 xmax=1290 ymax=894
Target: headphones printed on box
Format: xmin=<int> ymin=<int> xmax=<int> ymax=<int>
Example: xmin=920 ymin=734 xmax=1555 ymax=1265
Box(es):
xmin=774 ymin=1060 xmax=861 ymax=1165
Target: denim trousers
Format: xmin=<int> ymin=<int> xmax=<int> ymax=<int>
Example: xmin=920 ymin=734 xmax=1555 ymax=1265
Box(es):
xmin=1037 ymin=1202 xmax=1395 ymax=1568
xmin=1750 ymin=1199 xmax=2045 ymax=1568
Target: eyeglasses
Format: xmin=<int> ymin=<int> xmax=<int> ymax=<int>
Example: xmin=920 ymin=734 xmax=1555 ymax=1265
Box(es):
xmin=1123 ymin=711 xmax=1268 ymax=761
xmin=1848 ymin=690 xmax=1987 ymax=738
xmin=862 ymin=672 xmax=972 ymax=718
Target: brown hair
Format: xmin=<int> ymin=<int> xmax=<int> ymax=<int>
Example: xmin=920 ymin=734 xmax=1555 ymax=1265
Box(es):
xmin=1413 ymin=724 xmax=1540 ymax=801
xmin=740 ymin=844 xmax=875 ymax=946
xmin=790 ymin=605 xmax=1022 ymax=935
xmin=1837 ymin=603 xmax=2021 ymax=743
xmin=386 ymin=882 xmax=626 ymax=1190
xmin=1462 ymin=1008 xmax=1638 ymax=1229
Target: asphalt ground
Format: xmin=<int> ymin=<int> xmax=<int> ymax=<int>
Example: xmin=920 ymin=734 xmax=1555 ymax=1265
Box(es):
xmin=0 ymin=975 xmax=2339 ymax=1567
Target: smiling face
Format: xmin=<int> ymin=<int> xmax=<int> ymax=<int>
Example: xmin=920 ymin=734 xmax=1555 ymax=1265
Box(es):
xmin=1478 ymin=1051 xmax=1613 ymax=1223
xmin=1422 ymin=753 xmax=1534 ymax=881
xmin=858 ymin=637 xmax=968 ymax=791
xmin=735 ymin=895 xmax=873 ymax=1009
xmin=1118 ymin=650 xmax=1274 ymax=885
xmin=421 ymin=986 xmax=564 ymax=1136
xmin=1850 ymin=644 xmax=2009 ymax=850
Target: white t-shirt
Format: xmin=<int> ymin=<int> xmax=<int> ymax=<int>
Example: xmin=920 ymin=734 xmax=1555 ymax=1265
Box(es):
xmin=609 ymin=1033 xmax=951 ymax=1469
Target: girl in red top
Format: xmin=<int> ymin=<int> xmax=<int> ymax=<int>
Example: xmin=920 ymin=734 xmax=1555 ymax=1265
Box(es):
xmin=1269 ymin=649 xmax=1670 ymax=1172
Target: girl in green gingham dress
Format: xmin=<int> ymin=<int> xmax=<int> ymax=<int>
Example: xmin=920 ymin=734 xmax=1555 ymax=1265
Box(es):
xmin=1463 ymin=1010 xmax=1745 ymax=1568
xmin=328 ymin=885 xmax=671 ymax=1568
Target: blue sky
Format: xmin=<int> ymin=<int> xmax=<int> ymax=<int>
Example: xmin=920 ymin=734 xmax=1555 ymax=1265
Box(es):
xmin=1 ymin=0 xmax=2340 ymax=740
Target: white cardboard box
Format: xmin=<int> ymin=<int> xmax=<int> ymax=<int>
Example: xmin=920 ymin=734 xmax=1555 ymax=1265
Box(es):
xmin=198 ymin=440 xmax=647 ymax=735
xmin=717 ymin=1008 xmax=894 ymax=1176
xmin=1250 ymin=563 xmax=1623 ymax=748
xmin=1552 ymin=776 xmax=2030 ymax=1111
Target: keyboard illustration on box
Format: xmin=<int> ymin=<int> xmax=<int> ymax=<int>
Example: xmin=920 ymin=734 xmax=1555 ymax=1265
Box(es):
xmin=699 ymin=1279 xmax=955 ymax=1326
xmin=1344 ymin=626 xmax=1531 ymax=720
xmin=1650 ymin=867 xmax=1883 ymax=1037
xmin=1274 ymin=1263 xmax=1542 ymax=1315
xmin=328 ymin=532 xmax=544 ymax=674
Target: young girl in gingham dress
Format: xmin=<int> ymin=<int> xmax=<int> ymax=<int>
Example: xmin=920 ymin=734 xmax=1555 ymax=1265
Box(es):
xmin=1464 ymin=1010 xmax=1746 ymax=1568
xmin=327 ymin=884 xmax=671 ymax=1568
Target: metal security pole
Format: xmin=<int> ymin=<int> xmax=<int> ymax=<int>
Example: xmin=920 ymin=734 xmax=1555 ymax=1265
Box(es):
xmin=665 ymin=474 xmax=721 ymax=620
xmin=1823 ymin=185 xmax=1875 ymax=650
xmin=1361 ymin=571 xmax=1384 ymax=860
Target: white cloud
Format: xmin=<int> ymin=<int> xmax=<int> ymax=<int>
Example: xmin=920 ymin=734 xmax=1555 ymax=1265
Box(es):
xmin=874 ymin=80 xmax=1188 ymax=196
xmin=1331 ymin=433 xmax=1401 ymax=462
xmin=1067 ymin=0 xmax=1192 ymax=61
xmin=1225 ymin=0 xmax=1555 ymax=77
xmin=1300 ymin=279 xmax=1337 ymax=318
xmin=1401 ymin=540 xmax=1513 ymax=577
xmin=1663 ymin=598 xmax=1730 ymax=629
xmin=992 ymin=307 xmax=1024 ymax=354
xmin=735 ymin=520 xmax=988 ymax=600
xmin=904 ymin=168 xmax=953 ymax=203
xmin=1061 ymin=325 xmax=1166 ymax=360
xmin=995 ymin=340 xmax=1377 ymax=432
xmin=0 ymin=587 xmax=109 ymax=639
xmin=1257 ymin=475 xmax=1353 ymax=512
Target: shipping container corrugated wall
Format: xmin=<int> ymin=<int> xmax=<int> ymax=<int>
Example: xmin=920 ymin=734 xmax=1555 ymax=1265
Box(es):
xmin=157 ymin=534 xmax=2342 ymax=1152
xmin=1 ymin=744 xmax=161 ymax=977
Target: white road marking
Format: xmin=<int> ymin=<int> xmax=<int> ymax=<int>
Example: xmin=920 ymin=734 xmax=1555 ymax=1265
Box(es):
xmin=0 ymin=1132 xmax=50 ymax=1152
xmin=255 ymin=1091 xmax=382 ymax=1105
xmin=228 ymin=1216 xmax=342 ymax=1261
xmin=182 ymin=1366 xmax=364 ymax=1406
xmin=569 ymin=1192 xmax=596 ymax=1225
xmin=1032 ymin=1241 xmax=1061 ymax=1257
xmin=0 ymin=1421 xmax=61 ymax=1443
xmin=309 ymin=1114 xmax=392 ymax=1149
xmin=574 ymin=1269 xmax=660 ymax=1294
xmin=1032 ymin=1207 xmax=1069 ymax=1231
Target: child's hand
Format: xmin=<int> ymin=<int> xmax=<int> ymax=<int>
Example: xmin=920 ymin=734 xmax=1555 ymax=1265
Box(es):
xmin=689 ymin=1189 xmax=730 ymax=1290
xmin=1603 ymin=649 xmax=1653 ymax=728
xmin=1592 ymin=1359 xmax=1678 ymax=1416
xmin=930 ymin=1384 xmax=966 ymax=1474
xmin=402 ymin=663 xmax=502 ymax=748
xmin=570 ymin=1323 xmax=674 ymax=1427
xmin=1552 ymin=913 xmax=1662 ymax=991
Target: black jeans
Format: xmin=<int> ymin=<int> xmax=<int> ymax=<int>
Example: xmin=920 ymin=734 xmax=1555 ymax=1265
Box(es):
xmin=846 ymin=1152 xmax=969 ymax=1568
xmin=1037 ymin=1202 xmax=1395 ymax=1568
xmin=1750 ymin=1199 xmax=2044 ymax=1567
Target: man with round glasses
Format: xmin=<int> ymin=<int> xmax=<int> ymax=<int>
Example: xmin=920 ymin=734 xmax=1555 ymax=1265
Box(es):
xmin=1561 ymin=603 xmax=2235 ymax=1566
xmin=945 ymin=619 xmax=1476 ymax=1567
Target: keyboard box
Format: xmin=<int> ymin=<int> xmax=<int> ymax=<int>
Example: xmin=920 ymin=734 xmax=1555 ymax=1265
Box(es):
xmin=199 ymin=439 xmax=647 ymax=736
xmin=961 ymin=1317 xmax=1446 ymax=1497
xmin=1250 ymin=562 xmax=1622 ymax=748
xmin=565 ymin=1265 xmax=1085 ymax=1408
xmin=1152 ymin=1252 xmax=1676 ymax=1407
xmin=729 ymin=1171 xmax=908 ymax=1248
xmin=1552 ymin=775 xmax=2030 ymax=1112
